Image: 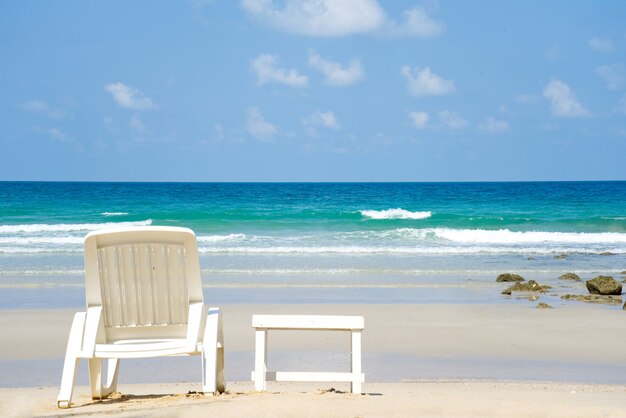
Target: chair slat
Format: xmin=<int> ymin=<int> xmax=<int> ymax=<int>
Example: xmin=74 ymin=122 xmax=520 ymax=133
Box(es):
xmin=97 ymin=248 xmax=113 ymax=328
xmin=96 ymin=242 xmax=189 ymax=328
xmin=168 ymin=246 xmax=184 ymax=325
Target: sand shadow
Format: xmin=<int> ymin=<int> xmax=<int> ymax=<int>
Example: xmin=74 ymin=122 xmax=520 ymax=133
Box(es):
xmin=44 ymin=391 xmax=212 ymax=415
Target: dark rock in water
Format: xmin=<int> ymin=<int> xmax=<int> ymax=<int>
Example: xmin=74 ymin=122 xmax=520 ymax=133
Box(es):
xmin=559 ymin=272 xmax=581 ymax=281
xmin=586 ymin=276 xmax=622 ymax=296
xmin=623 ymin=301 xmax=626 ymax=310
xmin=561 ymin=294 xmax=623 ymax=306
xmin=620 ymin=270 xmax=626 ymax=275
xmin=527 ymin=257 xmax=535 ymax=260
xmin=501 ymin=280 xmax=551 ymax=295
xmin=599 ymin=251 xmax=616 ymax=256
xmin=536 ymin=302 xmax=553 ymax=309
xmin=496 ymin=273 xmax=525 ymax=282
xmin=553 ymin=253 xmax=569 ymax=259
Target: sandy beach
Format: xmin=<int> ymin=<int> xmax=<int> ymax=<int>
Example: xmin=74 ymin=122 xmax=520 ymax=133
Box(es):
xmin=1 ymin=303 xmax=624 ymax=417
xmin=3 ymin=380 xmax=625 ymax=418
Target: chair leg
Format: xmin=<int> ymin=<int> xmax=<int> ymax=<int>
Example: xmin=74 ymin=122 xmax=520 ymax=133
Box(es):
xmin=216 ymin=314 xmax=225 ymax=393
xmin=202 ymin=307 xmax=225 ymax=395
xmin=254 ymin=329 xmax=268 ymax=391
xmin=57 ymin=312 xmax=87 ymax=408
xmin=351 ymin=330 xmax=362 ymax=395
xmin=89 ymin=358 xmax=120 ymax=400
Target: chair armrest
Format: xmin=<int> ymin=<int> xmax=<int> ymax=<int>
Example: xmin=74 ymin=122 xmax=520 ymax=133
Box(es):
xmin=81 ymin=306 xmax=102 ymax=357
xmin=186 ymin=302 xmax=205 ymax=351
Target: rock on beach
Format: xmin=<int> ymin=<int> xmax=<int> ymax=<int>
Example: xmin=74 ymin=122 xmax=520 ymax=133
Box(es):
xmin=561 ymin=294 xmax=623 ymax=306
xmin=501 ymin=280 xmax=551 ymax=295
xmin=496 ymin=273 xmax=525 ymax=282
xmin=559 ymin=273 xmax=581 ymax=281
xmin=585 ymin=276 xmax=622 ymax=296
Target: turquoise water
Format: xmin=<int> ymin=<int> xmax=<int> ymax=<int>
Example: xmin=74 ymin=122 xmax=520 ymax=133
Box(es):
xmin=0 ymin=182 xmax=625 ymax=307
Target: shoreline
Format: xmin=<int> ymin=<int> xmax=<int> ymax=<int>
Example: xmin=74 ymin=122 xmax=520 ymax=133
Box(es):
xmin=2 ymin=380 xmax=625 ymax=417
xmin=1 ymin=268 xmax=624 ymax=309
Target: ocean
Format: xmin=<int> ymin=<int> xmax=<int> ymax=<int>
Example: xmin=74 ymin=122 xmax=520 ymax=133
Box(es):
xmin=1 ymin=181 xmax=625 ymax=308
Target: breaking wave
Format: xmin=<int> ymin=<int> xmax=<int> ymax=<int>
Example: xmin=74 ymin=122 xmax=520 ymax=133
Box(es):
xmin=197 ymin=234 xmax=247 ymax=243
xmin=100 ymin=212 xmax=129 ymax=217
xmin=360 ymin=208 xmax=432 ymax=220
xmin=0 ymin=220 xmax=152 ymax=234
xmin=424 ymin=228 xmax=626 ymax=244
xmin=1 ymin=225 xmax=625 ymax=255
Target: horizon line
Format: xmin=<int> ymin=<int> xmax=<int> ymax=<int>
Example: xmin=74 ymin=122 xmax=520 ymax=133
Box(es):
xmin=1 ymin=179 xmax=625 ymax=184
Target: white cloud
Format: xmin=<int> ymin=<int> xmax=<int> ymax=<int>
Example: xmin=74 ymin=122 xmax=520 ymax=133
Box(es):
xmin=21 ymin=100 xmax=65 ymax=119
xmin=308 ymin=50 xmax=364 ymax=86
xmin=47 ymin=127 xmax=70 ymax=142
xmin=588 ymin=37 xmax=614 ymax=53
xmin=514 ymin=94 xmax=539 ymax=104
xmin=250 ymin=54 xmax=308 ymax=87
xmin=401 ymin=66 xmax=454 ymax=97
xmin=241 ymin=0 xmax=444 ymax=38
xmin=129 ymin=114 xmax=146 ymax=134
xmin=543 ymin=79 xmax=591 ymax=118
xmin=388 ymin=7 xmax=444 ymax=37
xmin=616 ymin=94 xmax=626 ymax=115
xmin=595 ymin=64 xmax=624 ymax=91
xmin=214 ymin=124 xmax=224 ymax=142
xmin=246 ymin=107 xmax=277 ymax=140
xmin=438 ymin=110 xmax=467 ymax=130
xmin=479 ymin=117 xmax=509 ymax=134
xmin=105 ymin=82 xmax=156 ymax=110
xmin=409 ymin=111 xmax=429 ymax=129
xmin=103 ymin=116 xmax=117 ymax=134
xmin=241 ymin=0 xmax=385 ymax=37
xmin=303 ymin=110 xmax=340 ymax=134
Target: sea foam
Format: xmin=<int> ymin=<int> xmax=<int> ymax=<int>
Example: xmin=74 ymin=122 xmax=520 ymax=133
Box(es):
xmin=197 ymin=233 xmax=247 ymax=243
xmin=426 ymin=228 xmax=626 ymax=244
xmin=0 ymin=220 xmax=152 ymax=233
xmin=100 ymin=212 xmax=129 ymax=217
xmin=197 ymin=245 xmax=626 ymax=255
xmin=360 ymin=208 xmax=432 ymax=220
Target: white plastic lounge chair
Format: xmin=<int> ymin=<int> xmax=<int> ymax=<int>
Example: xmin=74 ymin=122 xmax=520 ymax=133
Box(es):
xmin=57 ymin=226 xmax=225 ymax=408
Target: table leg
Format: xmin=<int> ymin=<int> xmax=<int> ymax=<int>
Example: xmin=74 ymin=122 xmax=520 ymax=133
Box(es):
xmin=351 ymin=330 xmax=362 ymax=394
xmin=255 ymin=328 xmax=268 ymax=391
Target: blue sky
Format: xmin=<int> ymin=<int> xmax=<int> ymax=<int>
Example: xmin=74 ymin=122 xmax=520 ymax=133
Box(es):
xmin=1 ymin=0 xmax=625 ymax=181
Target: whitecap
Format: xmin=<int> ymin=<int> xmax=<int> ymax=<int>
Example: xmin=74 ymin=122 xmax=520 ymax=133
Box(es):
xmin=100 ymin=212 xmax=129 ymax=217
xmin=197 ymin=233 xmax=247 ymax=243
xmin=428 ymin=228 xmax=626 ymax=244
xmin=360 ymin=208 xmax=432 ymax=220
xmin=0 ymin=237 xmax=83 ymax=245
xmin=197 ymin=245 xmax=626 ymax=255
xmin=0 ymin=220 xmax=152 ymax=233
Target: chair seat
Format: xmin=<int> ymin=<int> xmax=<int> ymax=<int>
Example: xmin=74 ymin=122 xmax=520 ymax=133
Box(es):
xmin=80 ymin=339 xmax=201 ymax=359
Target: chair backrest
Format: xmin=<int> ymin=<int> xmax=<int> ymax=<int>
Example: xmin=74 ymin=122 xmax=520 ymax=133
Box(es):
xmin=84 ymin=227 xmax=203 ymax=331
